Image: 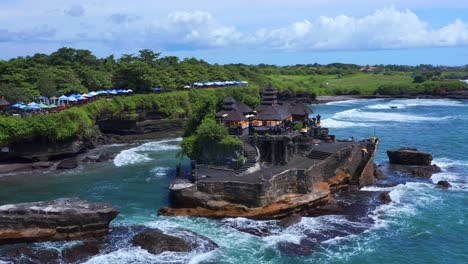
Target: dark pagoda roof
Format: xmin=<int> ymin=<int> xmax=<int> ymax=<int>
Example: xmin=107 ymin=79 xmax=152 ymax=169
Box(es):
xmin=254 ymin=105 xmax=291 ymax=121
xmin=286 ymin=103 xmax=313 ymax=116
xmin=260 ymin=85 xmax=278 ymax=106
xmin=217 ymin=96 xmax=253 ymax=116
xmin=222 ymin=110 xmax=247 ymax=122
xmin=0 ymin=98 xmax=10 ymax=106
xmin=233 ymin=102 xmax=253 ymax=114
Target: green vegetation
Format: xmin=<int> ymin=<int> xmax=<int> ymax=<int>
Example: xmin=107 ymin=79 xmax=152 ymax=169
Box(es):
xmin=0 ymin=87 xmax=259 ymax=146
xmin=1 ymin=47 xmax=467 ymax=104
xmin=180 ymin=118 xmax=242 ymax=163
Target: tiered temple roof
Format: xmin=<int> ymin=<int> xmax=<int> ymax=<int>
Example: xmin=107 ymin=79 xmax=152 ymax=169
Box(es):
xmin=254 ymin=86 xmax=291 ymax=121
xmin=216 ymin=96 xmax=252 ymax=121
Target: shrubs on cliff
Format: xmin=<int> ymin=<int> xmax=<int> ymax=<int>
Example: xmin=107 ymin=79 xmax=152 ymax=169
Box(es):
xmin=180 ymin=118 xmax=242 ymax=165
xmin=375 ymin=81 xmax=466 ymax=95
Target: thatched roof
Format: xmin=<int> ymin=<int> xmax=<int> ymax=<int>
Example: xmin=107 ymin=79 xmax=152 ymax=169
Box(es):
xmin=222 ymin=110 xmax=247 ymax=122
xmin=217 ymin=96 xmax=253 ymax=117
xmin=260 ymin=86 xmax=278 ymax=106
xmin=286 ymin=103 xmax=313 ymax=116
xmin=233 ymin=102 xmax=253 ymax=114
xmin=0 ymin=98 xmax=10 ymax=106
xmin=254 ymin=105 xmax=291 ymax=121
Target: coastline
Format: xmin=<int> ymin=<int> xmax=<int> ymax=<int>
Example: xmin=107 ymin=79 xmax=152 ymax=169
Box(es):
xmin=313 ymin=89 xmax=468 ymax=104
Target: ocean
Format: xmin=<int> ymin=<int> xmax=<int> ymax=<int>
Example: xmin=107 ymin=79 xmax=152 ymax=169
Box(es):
xmin=0 ymin=98 xmax=467 ymax=263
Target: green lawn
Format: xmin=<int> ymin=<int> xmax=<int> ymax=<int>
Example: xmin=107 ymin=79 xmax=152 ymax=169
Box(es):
xmin=268 ymin=73 xmax=414 ymax=95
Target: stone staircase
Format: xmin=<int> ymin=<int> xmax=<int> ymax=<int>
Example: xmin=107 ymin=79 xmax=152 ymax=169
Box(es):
xmin=235 ymin=137 xmax=259 ymax=175
xmin=306 ymin=150 xmax=332 ymax=160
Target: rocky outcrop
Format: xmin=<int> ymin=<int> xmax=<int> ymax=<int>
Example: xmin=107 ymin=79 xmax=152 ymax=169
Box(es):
xmin=161 ymin=139 xmax=378 ymax=219
xmin=56 ymin=157 xmax=78 ymax=170
xmin=436 ymin=180 xmax=451 ymax=189
xmin=387 ymin=148 xmax=432 ymax=166
xmin=389 ymin=164 xmax=441 ymax=178
xmin=387 ymin=148 xmax=442 ymax=178
xmin=0 ymin=198 xmax=119 ymax=245
xmin=379 ymin=192 xmax=392 ymax=204
xmin=132 ymin=228 xmax=218 ymax=255
xmin=62 ymin=242 xmax=101 ymax=263
xmin=278 ymin=213 xmax=302 ymax=227
xmin=132 ymin=229 xmax=193 ymax=254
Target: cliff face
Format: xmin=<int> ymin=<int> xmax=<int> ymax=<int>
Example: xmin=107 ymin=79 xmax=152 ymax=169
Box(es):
xmin=160 ymin=139 xmax=379 ymax=219
xmin=0 ymin=109 xmax=185 ymax=163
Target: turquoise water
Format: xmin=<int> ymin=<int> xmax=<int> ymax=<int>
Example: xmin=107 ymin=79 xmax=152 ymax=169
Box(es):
xmin=0 ymin=99 xmax=467 ymax=263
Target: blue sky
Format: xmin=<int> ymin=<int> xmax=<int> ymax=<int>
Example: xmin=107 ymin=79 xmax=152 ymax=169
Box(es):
xmin=0 ymin=0 xmax=467 ymax=65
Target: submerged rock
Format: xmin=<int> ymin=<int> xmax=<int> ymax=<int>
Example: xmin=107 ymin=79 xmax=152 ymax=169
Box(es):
xmin=389 ymin=164 xmax=441 ymax=178
xmin=379 ymin=192 xmax=392 ymax=204
xmin=0 ymin=198 xmax=119 ymax=245
xmin=278 ymin=213 xmax=302 ymax=228
xmin=62 ymin=241 xmax=101 ymax=263
xmin=132 ymin=228 xmax=218 ymax=255
xmin=2 ymin=246 xmax=60 ymax=264
xmin=436 ymin=180 xmax=451 ymax=189
xmin=387 ymin=148 xmax=432 ymax=166
xmin=56 ymin=157 xmax=78 ymax=170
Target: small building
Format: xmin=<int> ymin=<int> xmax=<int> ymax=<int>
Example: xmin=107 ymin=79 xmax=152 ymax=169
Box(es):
xmin=253 ymin=86 xmax=292 ymax=134
xmin=0 ymin=97 xmax=11 ymax=112
xmin=216 ymin=96 xmax=252 ymax=135
xmin=286 ymin=103 xmax=313 ymax=123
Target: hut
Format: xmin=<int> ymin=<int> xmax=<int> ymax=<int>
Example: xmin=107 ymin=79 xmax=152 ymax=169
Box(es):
xmin=253 ymin=86 xmax=292 ymax=133
xmin=216 ymin=96 xmax=251 ymax=135
xmin=286 ymin=103 xmax=313 ymax=122
xmin=0 ymin=97 xmax=10 ymax=112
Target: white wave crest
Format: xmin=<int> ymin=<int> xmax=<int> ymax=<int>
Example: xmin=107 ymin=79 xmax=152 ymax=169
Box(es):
xmin=113 ymin=138 xmax=181 ymax=167
xmin=360 ymin=186 xmax=395 ymax=192
xmin=84 ymin=247 xmax=216 ymax=264
xmin=321 ymin=118 xmax=374 ymax=128
xmin=333 ymin=109 xmax=448 ymax=123
xmin=367 ymin=99 xmax=466 ymax=110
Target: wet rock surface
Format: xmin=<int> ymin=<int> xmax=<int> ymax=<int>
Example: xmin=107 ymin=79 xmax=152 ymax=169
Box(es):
xmin=379 ymin=192 xmax=392 ymax=204
xmin=62 ymin=241 xmax=101 ymax=263
xmin=389 ymin=164 xmax=442 ymax=178
xmin=278 ymin=213 xmax=302 ymax=228
xmin=0 ymin=198 xmax=119 ymax=245
xmin=387 ymin=148 xmax=433 ymax=166
xmin=436 ymin=180 xmax=451 ymax=189
xmin=132 ymin=229 xmax=193 ymax=254
xmin=56 ymin=158 xmax=78 ymax=170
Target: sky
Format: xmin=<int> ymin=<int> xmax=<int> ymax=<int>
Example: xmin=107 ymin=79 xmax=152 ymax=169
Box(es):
xmin=0 ymin=0 xmax=468 ymax=65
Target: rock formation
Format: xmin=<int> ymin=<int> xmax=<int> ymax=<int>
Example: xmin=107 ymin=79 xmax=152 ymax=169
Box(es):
xmin=56 ymin=157 xmax=78 ymax=170
xmin=387 ymin=148 xmax=432 ymax=166
xmin=132 ymin=228 xmax=218 ymax=255
xmin=387 ymin=148 xmax=441 ymax=178
xmin=0 ymin=198 xmax=119 ymax=245
xmin=436 ymin=180 xmax=451 ymax=189
xmin=379 ymin=192 xmax=392 ymax=204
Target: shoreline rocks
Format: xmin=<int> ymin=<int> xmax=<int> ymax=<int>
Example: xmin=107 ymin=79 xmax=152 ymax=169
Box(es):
xmin=436 ymin=180 xmax=451 ymax=189
xmin=0 ymin=198 xmax=119 ymax=245
xmin=387 ymin=148 xmax=432 ymax=166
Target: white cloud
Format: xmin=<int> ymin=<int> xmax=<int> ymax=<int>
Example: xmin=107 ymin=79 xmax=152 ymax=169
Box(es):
xmin=0 ymin=5 xmax=468 ymax=55
xmin=145 ymin=11 xmax=244 ymax=49
xmin=254 ymin=6 xmax=468 ymax=51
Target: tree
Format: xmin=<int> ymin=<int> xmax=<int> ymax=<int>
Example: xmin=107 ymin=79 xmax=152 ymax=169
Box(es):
xmin=36 ymin=72 xmax=57 ymax=97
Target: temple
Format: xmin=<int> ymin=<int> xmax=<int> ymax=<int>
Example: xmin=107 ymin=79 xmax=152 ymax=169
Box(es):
xmin=216 ymin=85 xmax=314 ymax=136
xmin=160 ymin=85 xmax=380 ymax=219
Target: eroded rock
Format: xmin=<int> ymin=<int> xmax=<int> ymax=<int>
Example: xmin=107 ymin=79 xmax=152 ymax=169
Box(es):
xmin=278 ymin=213 xmax=302 ymax=228
xmin=0 ymin=198 xmax=119 ymax=245
xmin=436 ymin=180 xmax=451 ymax=189
xmin=387 ymin=148 xmax=432 ymax=166
xmin=62 ymin=242 xmax=101 ymax=263
xmin=379 ymin=192 xmax=392 ymax=204
xmin=56 ymin=158 xmax=78 ymax=170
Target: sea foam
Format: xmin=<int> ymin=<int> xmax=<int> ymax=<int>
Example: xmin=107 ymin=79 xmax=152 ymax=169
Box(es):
xmin=113 ymin=138 xmax=181 ymax=167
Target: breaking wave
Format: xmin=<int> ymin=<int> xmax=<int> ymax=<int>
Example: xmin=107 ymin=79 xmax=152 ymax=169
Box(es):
xmin=113 ymin=138 xmax=181 ymax=167
xmin=367 ymin=99 xmax=466 ymax=110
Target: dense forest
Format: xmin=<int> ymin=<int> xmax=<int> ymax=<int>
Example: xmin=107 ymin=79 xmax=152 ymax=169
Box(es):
xmin=1 ymin=47 xmax=467 ymax=103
